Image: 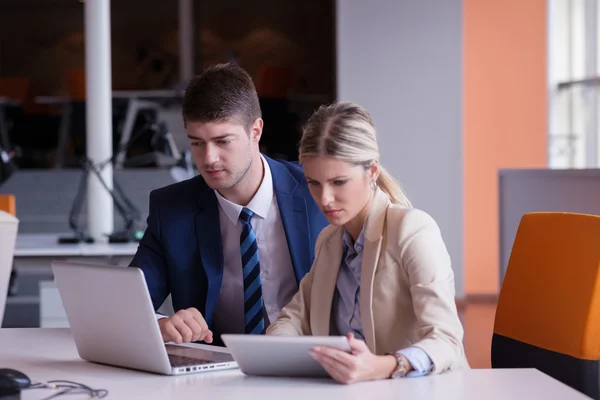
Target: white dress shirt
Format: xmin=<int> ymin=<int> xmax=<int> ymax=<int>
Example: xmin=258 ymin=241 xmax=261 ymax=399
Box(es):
xmin=211 ymin=156 xmax=298 ymax=334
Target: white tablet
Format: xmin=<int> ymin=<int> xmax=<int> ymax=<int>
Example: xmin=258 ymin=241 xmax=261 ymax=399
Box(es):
xmin=221 ymin=334 xmax=351 ymax=378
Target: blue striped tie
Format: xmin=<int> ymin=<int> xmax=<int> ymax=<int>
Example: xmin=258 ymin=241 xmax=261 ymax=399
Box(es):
xmin=239 ymin=207 xmax=265 ymax=334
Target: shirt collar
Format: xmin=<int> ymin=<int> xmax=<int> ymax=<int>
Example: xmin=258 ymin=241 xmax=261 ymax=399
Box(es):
xmin=214 ymin=155 xmax=273 ymax=225
xmin=342 ymin=228 xmax=365 ymax=254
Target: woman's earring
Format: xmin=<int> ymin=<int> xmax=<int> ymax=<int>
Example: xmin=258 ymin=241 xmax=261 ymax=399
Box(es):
xmin=371 ymin=181 xmax=377 ymax=191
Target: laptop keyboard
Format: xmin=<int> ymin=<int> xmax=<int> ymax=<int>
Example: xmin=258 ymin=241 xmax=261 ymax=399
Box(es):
xmin=168 ymin=354 xmax=211 ymax=367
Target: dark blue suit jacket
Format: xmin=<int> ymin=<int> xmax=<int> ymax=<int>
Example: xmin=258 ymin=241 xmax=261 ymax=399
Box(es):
xmin=130 ymin=156 xmax=328 ymax=342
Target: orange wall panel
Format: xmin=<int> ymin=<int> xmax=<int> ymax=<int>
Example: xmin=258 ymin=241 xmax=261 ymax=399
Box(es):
xmin=464 ymin=0 xmax=548 ymax=294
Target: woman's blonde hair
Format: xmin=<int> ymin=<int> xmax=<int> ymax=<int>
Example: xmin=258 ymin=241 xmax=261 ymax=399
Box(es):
xmin=299 ymin=101 xmax=411 ymax=207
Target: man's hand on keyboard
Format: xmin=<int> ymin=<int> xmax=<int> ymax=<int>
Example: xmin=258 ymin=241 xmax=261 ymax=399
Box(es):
xmin=158 ymin=307 xmax=214 ymax=344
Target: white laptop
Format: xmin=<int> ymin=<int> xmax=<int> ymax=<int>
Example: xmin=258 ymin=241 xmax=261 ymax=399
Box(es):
xmin=51 ymin=260 xmax=237 ymax=375
xmin=222 ymin=334 xmax=351 ymax=378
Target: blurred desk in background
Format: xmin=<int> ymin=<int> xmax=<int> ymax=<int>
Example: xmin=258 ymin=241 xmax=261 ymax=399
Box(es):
xmin=5 ymin=233 xmax=137 ymax=328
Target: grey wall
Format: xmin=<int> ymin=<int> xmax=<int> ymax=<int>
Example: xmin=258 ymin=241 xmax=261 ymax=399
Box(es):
xmin=337 ymin=0 xmax=464 ymax=296
xmin=499 ymin=169 xmax=600 ymax=287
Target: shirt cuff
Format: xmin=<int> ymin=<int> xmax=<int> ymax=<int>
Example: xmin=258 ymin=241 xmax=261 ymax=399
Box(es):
xmin=396 ymin=347 xmax=433 ymax=377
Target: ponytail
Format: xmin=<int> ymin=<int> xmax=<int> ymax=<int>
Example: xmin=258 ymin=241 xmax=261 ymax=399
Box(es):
xmin=376 ymin=167 xmax=412 ymax=207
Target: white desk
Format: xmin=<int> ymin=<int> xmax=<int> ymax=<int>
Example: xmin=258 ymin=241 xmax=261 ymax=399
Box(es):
xmin=0 ymin=328 xmax=590 ymax=400
xmin=14 ymin=233 xmax=139 ymax=257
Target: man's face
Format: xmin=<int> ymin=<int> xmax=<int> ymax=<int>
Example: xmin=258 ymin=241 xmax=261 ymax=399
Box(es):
xmin=186 ymin=119 xmax=261 ymax=190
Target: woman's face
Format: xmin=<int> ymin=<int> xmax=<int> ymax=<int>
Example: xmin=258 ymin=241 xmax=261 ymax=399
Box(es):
xmin=302 ymin=156 xmax=378 ymax=228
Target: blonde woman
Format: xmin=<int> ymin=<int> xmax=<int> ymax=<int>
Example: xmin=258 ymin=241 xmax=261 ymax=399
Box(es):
xmin=267 ymin=101 xmax=469 ymax=383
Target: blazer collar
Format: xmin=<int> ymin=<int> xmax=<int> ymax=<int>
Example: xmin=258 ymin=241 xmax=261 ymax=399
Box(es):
xmin=313 ymin=189 xmax=391 ymax=352
xmin=193 ymin=177 xmax=222 ymax=327
xmin=363 ymin=188 xmax=391 ymax=242
xmin=265 ymin=155 xmax=299 ymax=195
xmin=266 ymin=156 xmax=314 ymax=283
xmin=359 ymin=188 xmax=389 ymax=352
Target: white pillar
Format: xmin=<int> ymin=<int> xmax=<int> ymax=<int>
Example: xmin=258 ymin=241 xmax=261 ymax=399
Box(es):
xmin=179 ymin=0 xmax=194 ymax=83
xmin=85 ymin=0 xmax=113 ymax=242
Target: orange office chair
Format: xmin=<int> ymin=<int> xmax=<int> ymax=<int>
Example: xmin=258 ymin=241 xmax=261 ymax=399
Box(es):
xmin=255 ymin=65 xmax=293 ymax=98
xmin=0 ymin=77 xmax=30 ymax=103
xmin=492 ymin=212 xmax=600 ymax=399
xmin=65 ymin=67 xmax=86 ymax=102
xmin=0 ymin=194 xmax=15 ymax=217
xmin=0 ymin=76 xmax=56 ymax=115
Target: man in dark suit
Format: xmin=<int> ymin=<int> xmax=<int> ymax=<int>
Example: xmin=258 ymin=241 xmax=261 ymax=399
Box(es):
xmin=130 ymin=63 xmax=328 ymax=346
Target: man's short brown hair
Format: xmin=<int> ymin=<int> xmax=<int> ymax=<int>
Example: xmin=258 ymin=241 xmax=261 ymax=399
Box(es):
xmin=182 ymin=63 xmax=261 ymax=130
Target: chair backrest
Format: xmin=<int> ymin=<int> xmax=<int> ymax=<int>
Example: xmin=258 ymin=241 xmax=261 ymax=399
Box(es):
xmin=492 ymin=212 xmax=600 ymax=399
xmin=255 ymin=65 xmax=293 ymax=98
xmin=0 ymin=210 xmax=18 ymax=325
xmin=0 ymin=76 xmax=59 ymax=115
xmin=0 ymin=77 xmax=30 ymax=103
xmin=66 ymin=67 xmax=86 ymax=101
xmin=0 ymin=194 xmax=16 ymax=216
xmin=0 ymin=76 xmax=36 ymax=114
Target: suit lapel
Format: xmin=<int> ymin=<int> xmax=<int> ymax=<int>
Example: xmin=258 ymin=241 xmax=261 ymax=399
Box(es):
xmin=194 ymin=185 xmax=224 ymax=327
xmin=359 ymin=189 xmax=390 ymax=353
xmin=267 ymin=157 xmax=312 ymax=282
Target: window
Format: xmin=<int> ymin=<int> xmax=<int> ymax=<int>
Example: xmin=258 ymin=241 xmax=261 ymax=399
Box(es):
xmin=548 ymin=0 xmax=600 ymax=168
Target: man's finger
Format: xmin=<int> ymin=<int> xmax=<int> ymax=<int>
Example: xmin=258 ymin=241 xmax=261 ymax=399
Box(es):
xmin=186 ymin=307 xmax=203 ymax=320
xmin=162 ymin=321 xmax=183 ymax=344
xmin=191 ymin=313 xmax=208 ymax=330
xmin=189 ymin=310 xmax=214 ymax=343
xmin=171 ymin=316 xmax=194 ymax=343
xmin=203 ymin=330 xmax=214 ymax=343
xmin=195 ymin=328 xmax=214 ymax=343
xmin=183 ymin=318 xmax=205 ymax=342
xmin=190 ymin=312 xmax=208 ymax=333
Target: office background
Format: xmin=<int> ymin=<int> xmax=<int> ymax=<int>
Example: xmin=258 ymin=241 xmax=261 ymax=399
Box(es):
xmin=2 ymin=0 xmax=598 ymax=374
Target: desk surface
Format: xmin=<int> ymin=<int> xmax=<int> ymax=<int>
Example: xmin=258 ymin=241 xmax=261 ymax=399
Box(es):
xmin=14 ymin=233 xmax=139 ymax=257
xmin=0 ymin=328 xmax=590 ymax=400
xmin=0 ymin=96 xmax=20 ymax=106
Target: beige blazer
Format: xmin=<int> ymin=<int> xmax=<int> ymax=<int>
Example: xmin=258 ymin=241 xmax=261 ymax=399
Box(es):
xmin=267 ymin=189 xmax=470 ymax=374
